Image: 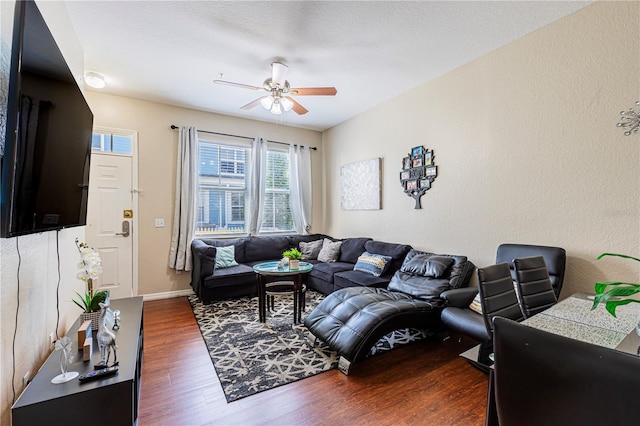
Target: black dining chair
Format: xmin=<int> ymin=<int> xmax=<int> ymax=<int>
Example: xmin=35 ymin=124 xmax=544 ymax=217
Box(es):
xmin=492 ymin=317 xmax=640 ymax=426
xmin=477 ymin=263 xmax=524 ymax=337
xmin=440 ymin=244 xmax=566 ymax=344
xmin=513 ymin=256 xmax=557 ymax=319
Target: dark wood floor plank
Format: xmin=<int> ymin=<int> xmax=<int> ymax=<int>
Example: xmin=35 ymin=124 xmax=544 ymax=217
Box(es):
xmin=138 ymin=296 xmax=487 ymax=425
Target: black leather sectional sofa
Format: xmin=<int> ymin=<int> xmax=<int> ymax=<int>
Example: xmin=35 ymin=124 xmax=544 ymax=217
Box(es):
xmin=191 ymin=233 xmax=477 ymax=374
xmin=190 ymin=234 xmax=412 ymax=304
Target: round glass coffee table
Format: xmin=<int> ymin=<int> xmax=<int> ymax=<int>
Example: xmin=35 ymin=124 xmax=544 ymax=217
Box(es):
xmin=253 ymin=261 xmax=313 ymax=324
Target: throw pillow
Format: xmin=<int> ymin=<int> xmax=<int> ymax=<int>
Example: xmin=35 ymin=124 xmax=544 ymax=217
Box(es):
xmin=353 ymin=252 xmax=393 ymax=277
xmin=215 ymin=245 xmax=238 ymax=269
xmin=469 ymin=293 xmax=483 ymax=314
xmin=317 ymin=238 xmax=342 ymax=263
xmin=299 ymin=239 xmax=323 ymax=260
xmin=401 ymin=254 xmax=455 ymax=278
xmin=470 ymin=281 xmax=518 ymax=314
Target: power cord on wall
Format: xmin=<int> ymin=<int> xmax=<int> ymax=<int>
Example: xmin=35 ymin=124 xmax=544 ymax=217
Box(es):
xmin=10 ymin=233 xmax=62 ymax=404
xmin=12 ymin=236 xmax=21 ymax=403
xmin=55 ymin=230 xmax=61 ymax=339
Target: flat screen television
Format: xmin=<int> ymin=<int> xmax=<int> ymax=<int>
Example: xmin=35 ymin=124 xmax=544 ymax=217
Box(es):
xmin=1 ymin=0 xmax=94 ymax=238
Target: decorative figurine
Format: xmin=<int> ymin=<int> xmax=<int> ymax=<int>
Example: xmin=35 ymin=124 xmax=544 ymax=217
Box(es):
xmin=51 ymin=336 xmax=79 ymax=384
xmin=112 ymin=309 xmax=121 ymax=331
xmin=95 ymin=302 xmax=118 ymax=369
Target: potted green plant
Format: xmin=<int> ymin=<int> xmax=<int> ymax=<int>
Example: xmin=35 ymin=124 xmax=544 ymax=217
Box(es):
xmin=282 ymin=248 xmax=303 ymax=270
xmin=591 ymin=253 xmax=640 ymax=317
xmin=73 ymin=238 xmax=108 ymax=330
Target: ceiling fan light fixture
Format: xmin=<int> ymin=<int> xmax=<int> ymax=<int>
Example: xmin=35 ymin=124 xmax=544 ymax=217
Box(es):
xmin=261 ymin=95 xmax=274 ymax=110
xmin=280 ymin=97 xmax=293 ymax=112
xmin=271 ymin=62 xmax=288 ymax=88
xmin=271 ymin=100 xmax=282 ymax=115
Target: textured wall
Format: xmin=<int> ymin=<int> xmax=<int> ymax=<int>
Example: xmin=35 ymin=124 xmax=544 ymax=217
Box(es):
xmin=0 ymin=2 xmax=88 ymax=423
xmin=322 ymin=1 xmax=640 ymax=295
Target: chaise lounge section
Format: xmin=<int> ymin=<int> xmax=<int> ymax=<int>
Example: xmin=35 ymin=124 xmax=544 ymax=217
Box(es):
xmin=304 ymin=249 xmax=475 ymax=374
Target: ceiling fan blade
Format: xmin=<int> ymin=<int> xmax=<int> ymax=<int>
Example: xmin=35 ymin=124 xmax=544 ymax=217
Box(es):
xmin=240 ymin=97 xmax=266 ymax=110
xmin=285 ymin=97 xmax=308 ymax=115
xmin=289 ymin=87 xmax=337 ymax=96
xmin=214 ymin=80 xmax=265 ymax=91
xmin=271 ymin=62 xmax=289 ymax=88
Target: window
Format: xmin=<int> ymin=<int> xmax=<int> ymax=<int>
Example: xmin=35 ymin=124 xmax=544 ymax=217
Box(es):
xmin=92 ymin=132 xmax=132 ymax=154
xmin=195 ymin=139 xmax=295 ymax=236
xmin=260 ymin=149 xmax=294 ymax=233
xmin=196 ymin=140 xmax=250 ymax=235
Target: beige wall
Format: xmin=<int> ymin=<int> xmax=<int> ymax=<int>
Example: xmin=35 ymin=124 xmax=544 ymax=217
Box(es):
xmin=84 ymin=92 xmax=324 ymax=296
xmin=322 ymin=1 xmax=640 ymax=295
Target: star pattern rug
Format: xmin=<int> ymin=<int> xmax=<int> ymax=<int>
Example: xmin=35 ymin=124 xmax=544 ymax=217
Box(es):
xmin=189 ymin=290 xmax=429 ymax=402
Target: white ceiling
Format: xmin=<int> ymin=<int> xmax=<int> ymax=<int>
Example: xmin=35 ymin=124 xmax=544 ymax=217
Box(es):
xmin=64 ymin=1 xmax=592 ymax=132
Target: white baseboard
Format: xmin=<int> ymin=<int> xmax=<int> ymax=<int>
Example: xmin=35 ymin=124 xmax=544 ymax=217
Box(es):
xmin=142 ymin=289 xmax=194 ymax=301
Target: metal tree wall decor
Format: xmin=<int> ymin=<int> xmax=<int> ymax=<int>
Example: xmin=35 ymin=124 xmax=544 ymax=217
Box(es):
xmin=399 ymin=145 xmax=437 ymax=209
xmin=617 ymin=101 xmax=640 ymax=136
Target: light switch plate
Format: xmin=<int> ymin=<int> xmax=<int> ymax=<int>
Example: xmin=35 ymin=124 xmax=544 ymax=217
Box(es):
xmin=155 ymin=218 xmax=165 ymax=228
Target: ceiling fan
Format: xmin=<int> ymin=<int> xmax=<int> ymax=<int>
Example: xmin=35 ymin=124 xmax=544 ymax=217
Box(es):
xmin=213 ymin=62 xmax=337 ymax=115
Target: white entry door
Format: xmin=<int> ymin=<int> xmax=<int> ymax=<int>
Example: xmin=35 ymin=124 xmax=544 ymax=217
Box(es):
xmin=86 ymin=152 xmax=135 ymax=299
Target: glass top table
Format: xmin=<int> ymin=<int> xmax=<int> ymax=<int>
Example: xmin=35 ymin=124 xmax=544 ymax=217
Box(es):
xmin=252 ymin=260 xmax=313 ymax=275
xmin=461 ymin=293 xmax=640 ymax=370
xmin=253 ymin=261 xmax=314 ymax=324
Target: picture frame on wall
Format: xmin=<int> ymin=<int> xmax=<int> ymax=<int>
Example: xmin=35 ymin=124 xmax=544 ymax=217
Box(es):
xmin=400 ymin=171 xmax=410 ymax=180
xmin=411 ymin=146 xmax=423 ymax=157
xmin=426 ymin=166 xmax=437 ymax=177
xmin=406 ymin=180 xmax=418 ymax=191
xmin=412 ymin=156 xmax=423 ymax=168
xmin=425 ymin=151 xmax=433 ymax=166
xmin=419 ymin=179 xmax=431 ymax=189
xmin=403 ymin=157 xmax=411 ymax=170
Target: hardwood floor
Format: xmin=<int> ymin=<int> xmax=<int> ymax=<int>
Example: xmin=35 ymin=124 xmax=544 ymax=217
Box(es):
xmin=139 ymin=297 xmax=488 ymax=425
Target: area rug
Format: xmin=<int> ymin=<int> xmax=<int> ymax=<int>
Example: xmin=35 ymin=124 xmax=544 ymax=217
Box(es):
xmin=189 ymin=291 xmax=429 ymax=402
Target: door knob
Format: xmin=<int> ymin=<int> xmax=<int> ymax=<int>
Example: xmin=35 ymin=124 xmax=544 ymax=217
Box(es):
xmin=115 ymin=220 xmax=130 ymax=237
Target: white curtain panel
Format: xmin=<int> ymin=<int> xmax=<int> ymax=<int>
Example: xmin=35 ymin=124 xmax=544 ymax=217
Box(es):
xmin=289 ymin=144 xmax=312 ymax=234
xmin=248 ymin=138 xmax=267 ymax=235
xmin=169 ymin=126 xmax=198 ymax=271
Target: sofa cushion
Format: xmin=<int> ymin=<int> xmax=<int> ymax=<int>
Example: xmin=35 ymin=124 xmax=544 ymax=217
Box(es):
xmin=364 ymin=240 xmax=412 ymax=276
xmin=318 ymin=238 xmax=342 ymax=263
xmin=299 ymin=239 xmax=323 ymax=260
xmin=244 ymin=236 xmax=291 ymax=263
xmin=353 ymin=252 xmax=393 ymax=277
xmin=215 ymin=245 xmax=239 ymax=269
xmin=334 ymin=270 xmax=390 ymax=289
xmin=309 ymin=261 xmax=354 ymax=284
xmin=199 ymin=237 xmax=247 ymax=263
xmin=401 ymin=254 xmax=455 ymax=278
xmin=339 ymin=237 xmax=372 ymax=264
xmin=204 ymin=264 xmax=255 ymax=288
xmin=388 ymin=271 xmax=451 ymax=301
xmin=402 ymin=249 xmax=474 ymax=289
xmin=287 ymin=234 xmax=327 ymax=247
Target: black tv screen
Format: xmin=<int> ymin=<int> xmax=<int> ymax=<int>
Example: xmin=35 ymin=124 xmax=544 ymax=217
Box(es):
xmin=1 ymin=0 xmax=94 ymax=238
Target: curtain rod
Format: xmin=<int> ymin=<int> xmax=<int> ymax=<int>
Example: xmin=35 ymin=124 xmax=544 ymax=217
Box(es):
xmin=170 ymin=125 xmax=317 ymax=151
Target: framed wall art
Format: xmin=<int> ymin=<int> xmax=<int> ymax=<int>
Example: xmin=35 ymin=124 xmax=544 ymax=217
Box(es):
xmin=341 ymin=157 xmax=381 ymax=210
